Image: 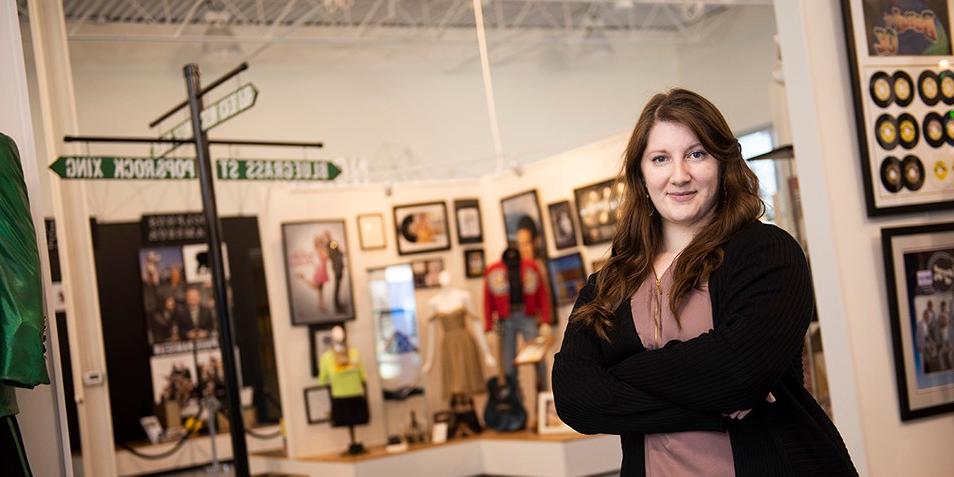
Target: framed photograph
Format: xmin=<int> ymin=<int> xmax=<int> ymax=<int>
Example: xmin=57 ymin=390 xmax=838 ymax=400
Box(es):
xmin=842 ymin=0 xmax=954 ymax=215
xmin=537 ymin=391 xmax=574 ymax=435
xmin=454 ymin=199 xmax=484 ymax=244
xmin=548 ymin=200 xmax=579 ymax=250
xmin=464 ymin=249 xmax=485 ymax=279
xmin=304 ymin=385 xmax=332 ymax=424
xmin=281 ymin=220 xmax=355 ymax=326
xmin=574 ymin=178 xmax=625 ymax=246
xmin=393 ymin=201 xmax=451 ymax=256
xmin=411 ymin=257 xmax=444 ymax=289
xmin=357 ymin=213 xmax=387 ymax=251
xmin=882 ymin=222 xmax=954 ymax=420
xmin=501 ymin=190 xmax=547 ymax=260
xmin=547 ymin=253 xmax=587 ymax=305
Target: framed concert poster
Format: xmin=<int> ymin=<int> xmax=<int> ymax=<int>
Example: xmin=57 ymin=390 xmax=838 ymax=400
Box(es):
xmin=574 ymin=178 xmax=625 ymax=246
xmin=454 ymin=199 xmax=484 ymax=244
xmin=548 ymin=200 xmax=579 ymax=250
xmin=281 ymin=220 xmax=356 ymax=326
xmin=842 ymin=0 xmax=954 ymax=215
xmin=393 ymin=201 xmax=451 ymax=256
xmin=547 ymin=252 xmax=587 ymax=305
xmin=881 ymin=222 xmax=954 ymax=420
xmin=501 ymin=190 xmax=547 ymax=260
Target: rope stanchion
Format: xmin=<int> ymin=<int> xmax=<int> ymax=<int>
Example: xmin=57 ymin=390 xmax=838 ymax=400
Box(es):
xmin=118 ymin=402 xmax=206 ymax=461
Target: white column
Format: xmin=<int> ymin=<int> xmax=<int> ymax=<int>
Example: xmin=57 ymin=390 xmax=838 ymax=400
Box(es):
xmin=24 ymin=1 xmax=118 ymax=476
xmin=0 ymin=3 xmax=71 ymax=477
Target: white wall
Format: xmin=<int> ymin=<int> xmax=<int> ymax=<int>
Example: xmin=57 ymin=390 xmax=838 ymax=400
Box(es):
xmin=677 ymin=5 xmax=778 ymax=134
xmin=775 ymin=1 xmax=954 ymax=476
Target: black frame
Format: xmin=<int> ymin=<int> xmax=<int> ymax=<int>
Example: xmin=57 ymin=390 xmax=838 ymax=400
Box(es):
xmin=841 ymin=0 xmax=954 ymax=216
xmin=574 ymin=178 xmax=624 ymax=246
xmin=281 ymin=219 xmax=356 ymax=327
xmin=500 ymin=189 xmax=548 ymax=259
xmin=464 ymin=249 xmax=486 ymax=278
xmin=882 ymin=222 xmax=954 ymax=420
xmin=392 ymin=201 xmax=452 ymax=256
xmin=547 ymin=200 xmax=579 ymax=250
xmin=453 ymin=198 xmax=484 ymax=245
xmin=303 ymin=385 xmax=332 ymax=424
xmin=357 ymin=213 xmax=387 ymax=251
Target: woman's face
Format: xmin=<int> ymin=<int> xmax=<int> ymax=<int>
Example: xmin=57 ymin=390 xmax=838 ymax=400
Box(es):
xmin=640 ymin=120 xmax=720 ymax=232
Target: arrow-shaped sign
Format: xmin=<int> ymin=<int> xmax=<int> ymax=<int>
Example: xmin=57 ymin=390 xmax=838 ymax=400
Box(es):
xmin=216 ymin=158 xmax=342 ymax=181
xmin=151 ymin=83 xmax=259 ymax=158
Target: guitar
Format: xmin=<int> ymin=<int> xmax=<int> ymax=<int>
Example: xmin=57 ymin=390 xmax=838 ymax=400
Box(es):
xmin=483 ymin=325 xmax=527 ymax=432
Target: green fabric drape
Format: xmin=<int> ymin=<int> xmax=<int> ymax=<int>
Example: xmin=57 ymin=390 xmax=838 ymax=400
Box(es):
xmin=0 ymin=133 xmax=50 ymax=418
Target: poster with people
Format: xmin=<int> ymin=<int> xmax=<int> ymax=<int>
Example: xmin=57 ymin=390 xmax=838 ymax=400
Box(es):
xmin=282 ymin=220 xmax=355 ymax=326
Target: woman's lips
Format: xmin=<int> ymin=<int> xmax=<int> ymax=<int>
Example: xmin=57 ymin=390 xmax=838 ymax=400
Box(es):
xmin=667 ymin=191 xmax=697 ymax=202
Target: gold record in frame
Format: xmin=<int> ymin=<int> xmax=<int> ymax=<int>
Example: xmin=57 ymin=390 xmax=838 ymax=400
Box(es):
xmin=870 ymin=71 xmax=893 ymax=107
xmin=901 ymin=155 xmax=925 ymax=191
xmin=897 ymin=113 xmax=919 ymax=149
xmin=941 ymin=71 xmax=954 ymax=105
xmin=875 ymin=114 xmax=899 ymax=150
xmin=924 ymin=112 xmax=945 ymax=147
xmin=918 ymin=70 xmax=941 ymax=106
xmin=892 ymin=71 xmax=914 ymax=106
xmin=880 ymin=156 xmax=903 ymax=193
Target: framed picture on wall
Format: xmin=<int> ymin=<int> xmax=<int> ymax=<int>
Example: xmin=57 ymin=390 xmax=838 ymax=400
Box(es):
xmin=841 ymin=0 xmax=954 ymax=215
xmin=281 ymin=220 xmax=356 ymax=326
xmin=574 ymin=178 xmax=625 ymax=246
xmin=546 ymin=252 xmax=587 ymax=305
xmin=304 ymin=385 xmax=332 ymax=424
xmin=393 ymin=201 xmax=451 ymax=256
xmin=501 ymin=189 xmax=547 ymax=261
xmin=548 ymin=200 xmax=579 ymax=250
xmin=357 ymin=213 xmax=387 ymax=251
xmin=881 ymin=222 xmax=954 ymax=420
xmin=454 ymin=199 xmax=484 ymax=244
xmin=411 ymin=257 xmax=444 ymax=289
xmin=464 ymin=249 xmax=485 ymax=278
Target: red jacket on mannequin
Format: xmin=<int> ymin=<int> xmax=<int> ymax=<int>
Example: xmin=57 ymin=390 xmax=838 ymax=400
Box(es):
xmin=482 ymin=258 xmax=551 ymax=332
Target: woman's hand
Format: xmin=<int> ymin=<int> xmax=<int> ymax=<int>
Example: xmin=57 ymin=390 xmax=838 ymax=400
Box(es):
xmin=724 ymin=392 xmax=776 ymax=420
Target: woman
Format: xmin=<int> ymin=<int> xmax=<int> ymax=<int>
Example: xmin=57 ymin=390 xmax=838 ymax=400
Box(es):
xmin=551 ymin=89 xmax=856 ymax=476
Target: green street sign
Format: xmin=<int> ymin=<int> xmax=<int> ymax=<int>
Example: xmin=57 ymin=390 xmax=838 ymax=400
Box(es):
xmin=216 ymin=158 xmax=342 ymax=181
xmin=49 ymin=156 xmax=197 ymax=180
xmin=151 ymin=83 xmax=259 ymax=158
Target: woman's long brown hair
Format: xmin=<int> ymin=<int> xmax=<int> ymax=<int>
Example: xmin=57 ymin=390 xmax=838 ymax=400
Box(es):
xmin=572 ymin=89 xmax=764 ymax=341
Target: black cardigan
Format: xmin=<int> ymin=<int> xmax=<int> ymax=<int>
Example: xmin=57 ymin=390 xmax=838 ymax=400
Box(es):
xmin=552 ymin=221 xmax=857 ymax=477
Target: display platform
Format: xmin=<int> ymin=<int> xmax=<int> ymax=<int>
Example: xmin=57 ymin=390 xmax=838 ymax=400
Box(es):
xmin=115 ymin=424 xmax=283 ymax=476
xmin=249 ymin=430 xmax=621 ymax=477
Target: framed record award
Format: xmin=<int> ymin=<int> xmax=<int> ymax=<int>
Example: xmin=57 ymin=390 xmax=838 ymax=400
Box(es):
xmin=842 ymin=0 xmax=954 ymax=215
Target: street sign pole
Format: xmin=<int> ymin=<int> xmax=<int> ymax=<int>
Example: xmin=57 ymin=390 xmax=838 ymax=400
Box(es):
xmin=184 ymin=63 xmax=250 ymax=477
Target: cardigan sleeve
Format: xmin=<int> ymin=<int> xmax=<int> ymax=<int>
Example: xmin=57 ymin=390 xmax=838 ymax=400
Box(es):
xmin=552 ymin=275 xmax=725 ymax=435
xmin=607 ymin=225 xmax=812 ymax=413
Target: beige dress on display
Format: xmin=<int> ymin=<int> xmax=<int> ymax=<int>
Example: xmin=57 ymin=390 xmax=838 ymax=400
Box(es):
xmin=433 ymin=308 xmax=485 ymax=399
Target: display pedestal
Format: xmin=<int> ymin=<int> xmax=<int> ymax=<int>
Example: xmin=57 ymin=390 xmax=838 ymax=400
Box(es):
xmin=114 ymin=424 xmax=282 ymax=476
xmin=249 ymin=430 xmax=620 ymax=477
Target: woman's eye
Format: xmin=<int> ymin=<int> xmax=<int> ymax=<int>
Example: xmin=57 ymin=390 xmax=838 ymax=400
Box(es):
xmin=688 ymin=150 xmax=708 ymax=161
xmin=651 ymin=155 xmax=669 ymax=164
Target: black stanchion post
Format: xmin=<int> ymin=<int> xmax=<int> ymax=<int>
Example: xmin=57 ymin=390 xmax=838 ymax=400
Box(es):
xmin=183 ymin=63 xmax=250 ymax=477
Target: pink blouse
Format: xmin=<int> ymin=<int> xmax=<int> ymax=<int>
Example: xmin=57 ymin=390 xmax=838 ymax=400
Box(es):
xmin=631 ymin=266 xmax=735 ymax=477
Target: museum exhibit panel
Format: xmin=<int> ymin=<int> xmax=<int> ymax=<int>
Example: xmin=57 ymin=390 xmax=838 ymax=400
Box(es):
xmin=3 ymin=0 xmax=954 ymax=476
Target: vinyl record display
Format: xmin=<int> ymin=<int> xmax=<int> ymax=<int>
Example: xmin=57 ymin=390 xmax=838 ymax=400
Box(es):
xmin=918 ymin=70 xmax=941 ymax=106
xmin=892 ymin=71 xmax=914 ymax=106
xmin=933 ymin=160 xmax=948 ymax=182
xmin=897 ymin=113 xmax=919 ymax=149
xmin=924 ymin=112 xmax=945 ymax=147
xmin=901 ymin=155 xmax=925 ymax=191
xmin=875 ymin=114 xmax=899 ymax=150
xmin=880 ymin=156 xmax=903 ymax=193
xmin=941 ymin=71 xmax=954 ymax=105
xmin=870 ymin=71 xmax=893 ymax=108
